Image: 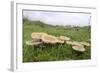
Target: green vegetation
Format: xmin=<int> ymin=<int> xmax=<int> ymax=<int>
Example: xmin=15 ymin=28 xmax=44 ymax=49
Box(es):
xmin=23 ymin=19 xmax=91 ymax=62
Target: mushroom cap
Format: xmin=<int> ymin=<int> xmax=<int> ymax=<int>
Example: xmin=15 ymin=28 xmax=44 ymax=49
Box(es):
xmin=72 ymin=41 xmax=82 ymax=45
xmin=66 ymin=41 xmax=82 ymax=46
xmin=57 ymin=40 xmax=64 ymax=44
xmin=56 ymin=37 xmax=64 ymax=44
xmin=66 ymin=41 xmax=74 ymax=45
xmin=72 ymin=45 xmax=85 ymax=52
xmin=26 ymin=41 xmax=42 ymax=46
xmin=31 ymin=32 xmax=47 ymax=40
xmin=59 ymin=36 xmax=71 ymax=41
xmin=41 ymin=34 xmax=58 ymax=44
xmin=79 ymin=42 xmax=90 ymax=46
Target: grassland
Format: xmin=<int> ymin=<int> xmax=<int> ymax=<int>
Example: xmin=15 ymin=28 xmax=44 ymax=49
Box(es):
xmin=23 ymin=19 xmax=91 ymax=62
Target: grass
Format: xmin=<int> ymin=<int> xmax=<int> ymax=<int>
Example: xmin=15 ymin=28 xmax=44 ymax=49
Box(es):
xmin=23 ymin=19 xmax=91 ymax=62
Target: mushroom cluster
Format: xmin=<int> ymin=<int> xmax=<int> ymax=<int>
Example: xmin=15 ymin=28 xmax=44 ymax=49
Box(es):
xmin=27 ymin=32 xmax=71 ymax=45
xmin=26 ymin=32 xmax=90 ymax=52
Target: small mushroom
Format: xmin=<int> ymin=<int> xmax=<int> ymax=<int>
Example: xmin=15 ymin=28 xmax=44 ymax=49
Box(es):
xmin=72 ymin=45 xmax=85 ymax=57
xmin=59 ymin=36 xmax=71 ymax=41
xmin=41 ymin=34 xmax=58 ymax=44
xmin=72 ymin=45 xmax=85 ymax=52
xmin=72 ymin=41 xmax=82 ymax=45
xmin=66 ymin=41 xmax=82 ymax=46
xmin=66 ymin=41 xmax=74 ymax=45
xmin=26 ymin=41 xmax=42 ymax=46
xmin=79 ymin=42 xmax=90 ymax=47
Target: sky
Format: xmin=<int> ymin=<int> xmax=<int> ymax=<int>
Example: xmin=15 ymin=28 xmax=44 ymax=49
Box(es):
xmin=23 ymin=10 xmax=91 ymax=26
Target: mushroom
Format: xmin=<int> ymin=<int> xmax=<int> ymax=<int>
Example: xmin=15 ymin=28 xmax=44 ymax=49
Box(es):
xmin=72 ymin=41 xmax=82 ymax=45
xmin=59 ymin=36 xmax=71 ymax=41
xmin=66 ymin=41 xmax=82 ymax=46
xmin=72 ymin=44 xmax=85 ymax=52
xmin=72 ymin=44 xmax=85 ymax=57
xmin=26 ymin=40 xmax=42 ymax=46
xmin=41 ymin=34 xmax=58 ymax=44
xmin=66 ymin=41 xmax=75 ymax=45
xmin=79 ymin=42 xmax=90 ymax=47
xmin=31 ymin=32 xmax=47 ymax=41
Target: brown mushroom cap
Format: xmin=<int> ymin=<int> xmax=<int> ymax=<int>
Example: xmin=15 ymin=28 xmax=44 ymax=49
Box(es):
xmin=72 ymin=45 xmax=85 ymax=52
xmin=31 ymin=32 xmax=47 ymax=40
xmin=41 ymin=34 xmax=58 ymax=44
xmin=59 ymin=36 xmax=71 ymax=41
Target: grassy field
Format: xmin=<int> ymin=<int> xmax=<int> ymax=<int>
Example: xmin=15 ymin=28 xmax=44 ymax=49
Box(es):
xmin=23 ymin=19 xmax=91 ymax=62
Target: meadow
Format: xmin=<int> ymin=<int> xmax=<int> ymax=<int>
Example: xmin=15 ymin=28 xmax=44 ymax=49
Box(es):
xmin=23 ymin=18 xmax=91 ymax=62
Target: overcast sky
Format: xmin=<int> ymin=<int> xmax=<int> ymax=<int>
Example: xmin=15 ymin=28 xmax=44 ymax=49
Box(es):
xmin=23 ymin=10 xmax=91 ymax=26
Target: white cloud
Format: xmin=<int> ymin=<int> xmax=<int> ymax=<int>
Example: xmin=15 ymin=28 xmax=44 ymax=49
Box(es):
xmin=23 ymin=10 xmax=91 ymax=26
